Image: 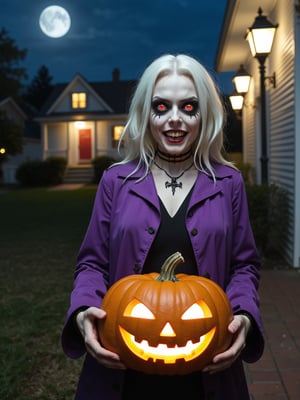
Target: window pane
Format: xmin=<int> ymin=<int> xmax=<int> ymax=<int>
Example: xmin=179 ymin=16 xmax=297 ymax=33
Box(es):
xmin=72 ymin=92 xmax=86 ymax=109
xmin=112 ymin=125 xmax=124 ymax=148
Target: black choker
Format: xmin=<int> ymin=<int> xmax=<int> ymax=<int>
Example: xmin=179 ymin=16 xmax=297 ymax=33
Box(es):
xmin=156 ymin=149 xmax=193 ymax=163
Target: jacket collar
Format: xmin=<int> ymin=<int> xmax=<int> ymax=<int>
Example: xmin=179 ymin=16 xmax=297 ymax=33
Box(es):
xmin=189 ymin=163 xmax=234 ymax=208
xmin=116 ymin=161 xmax=235 ymax=210
xmin=117 ymin=162 xmax=160 ymax=211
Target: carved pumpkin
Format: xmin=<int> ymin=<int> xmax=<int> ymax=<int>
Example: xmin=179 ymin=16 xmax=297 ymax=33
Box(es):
xmin=98 ymin=252 xmax=233 ymax=375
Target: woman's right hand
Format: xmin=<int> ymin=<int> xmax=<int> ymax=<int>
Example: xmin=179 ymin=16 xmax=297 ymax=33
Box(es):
xmin=76 ymin=306 xmax=126 ymax=370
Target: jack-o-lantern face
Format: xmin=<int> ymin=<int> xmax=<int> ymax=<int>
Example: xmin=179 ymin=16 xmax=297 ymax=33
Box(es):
xmin=99 ymin=252 xmax=233 ymax=375
xmin=119 ymin=298 xmax=216 ymax=364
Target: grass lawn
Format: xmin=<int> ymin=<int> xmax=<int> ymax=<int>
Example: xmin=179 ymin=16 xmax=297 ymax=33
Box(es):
xmin=0 ymin=185 xmax=97 ymax=399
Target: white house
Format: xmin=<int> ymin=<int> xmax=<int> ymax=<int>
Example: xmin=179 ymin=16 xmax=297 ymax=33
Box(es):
xmin=36 ymin=69 xmax=136 ymax=166
xmin=1 ymin=70 xmax=136 ymax=184
xmin=0 ymin=97 xmax=41 ymax=184
xmin=215 ymin=0 xmax=300 ymax=268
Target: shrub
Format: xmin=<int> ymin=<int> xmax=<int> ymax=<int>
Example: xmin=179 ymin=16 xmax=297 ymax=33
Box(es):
xmin=246 ymin=183 xmax=289 ymax=257
xmin=16 ymin=157 xmax=67 ymax=186
xmin=92 ymin=155 xmax=116 ymax=183
xmin=44 ymin=157 xmax=67 ymax=184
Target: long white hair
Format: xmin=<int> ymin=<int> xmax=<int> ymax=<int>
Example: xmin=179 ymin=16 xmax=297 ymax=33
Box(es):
xmin=117 ymin=54 xmax=234 ymax=180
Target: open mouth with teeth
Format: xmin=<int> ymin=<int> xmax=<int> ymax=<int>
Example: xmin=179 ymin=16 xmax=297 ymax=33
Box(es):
xmin=119 ymin=325 xmax=216 ymax=364
xmin=164 ymin=130 xmax=187 ymax=142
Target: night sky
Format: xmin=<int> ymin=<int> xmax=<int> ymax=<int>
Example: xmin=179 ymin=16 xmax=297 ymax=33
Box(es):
xmin=1 ymin=0 xmax=233 ymax=93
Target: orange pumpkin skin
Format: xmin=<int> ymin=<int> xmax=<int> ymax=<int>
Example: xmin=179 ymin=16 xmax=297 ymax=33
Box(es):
xmin=98 ymin=252 xmax=233 ymax=375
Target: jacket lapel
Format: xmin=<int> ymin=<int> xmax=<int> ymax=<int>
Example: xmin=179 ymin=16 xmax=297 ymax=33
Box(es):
xmin=117 ymin=168 xmax=160 ymax=212
xmin=116 ymin=161 xmax=234 ymax=213
xmin=188 ymin=165 xmax=234 ymax=210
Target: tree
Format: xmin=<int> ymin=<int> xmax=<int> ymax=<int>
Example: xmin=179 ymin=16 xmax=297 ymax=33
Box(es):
xmin=0 ymin=28 xmax=28 ymax=98
xmin=23 ymin=65 xmax=54 ymax=111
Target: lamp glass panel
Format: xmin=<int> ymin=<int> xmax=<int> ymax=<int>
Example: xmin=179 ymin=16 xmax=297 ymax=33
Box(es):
xmin=246 ymin=31 xmax=256 ymax=57
xmin=233 ymin=75 xmax=251 ymax=94
xmin=251 ymin=27 xmax=276 ymax=55
xmin=229 ymin=94 xmax=244 ymax=111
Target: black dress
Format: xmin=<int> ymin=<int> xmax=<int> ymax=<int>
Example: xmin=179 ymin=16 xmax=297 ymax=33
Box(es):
xmin=122 ymin=191 xmax=204 ymax=399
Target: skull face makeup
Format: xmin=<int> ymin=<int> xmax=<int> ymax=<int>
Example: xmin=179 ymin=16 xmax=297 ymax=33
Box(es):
xmin=149 ymin=73 xmax=201 ymax=157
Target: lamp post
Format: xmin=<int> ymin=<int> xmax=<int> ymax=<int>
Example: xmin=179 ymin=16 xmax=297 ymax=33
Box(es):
xmin=246 ymin=7 xmax=278 ymax=184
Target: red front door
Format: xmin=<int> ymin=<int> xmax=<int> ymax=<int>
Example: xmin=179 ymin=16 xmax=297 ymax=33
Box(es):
xmin=79 ymin=129 xmax=92 ymax=160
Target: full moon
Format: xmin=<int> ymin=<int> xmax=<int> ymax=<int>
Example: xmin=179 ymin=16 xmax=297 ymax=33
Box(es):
xmin=39 ymin=6 xmax=71 ymax=38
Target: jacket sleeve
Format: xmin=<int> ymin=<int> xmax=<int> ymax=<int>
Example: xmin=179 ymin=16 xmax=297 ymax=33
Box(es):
xmin=226 ymin=173 xmax=264 ymax=363
xmin=61 ymin=170 xmax=113 ymax=358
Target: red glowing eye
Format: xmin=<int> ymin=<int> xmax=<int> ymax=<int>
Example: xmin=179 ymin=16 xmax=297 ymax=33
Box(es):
xmin=158 ymin=104 xmax=167 ymax=111
xmin=185 ymin=104 xmax=193 ymax=111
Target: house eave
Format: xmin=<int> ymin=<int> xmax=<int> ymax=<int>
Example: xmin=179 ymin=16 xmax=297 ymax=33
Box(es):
xmin=35 ymin=113 xmax=128 ymax=123
xmin=215 ymin=0 xmax=277 ymax=73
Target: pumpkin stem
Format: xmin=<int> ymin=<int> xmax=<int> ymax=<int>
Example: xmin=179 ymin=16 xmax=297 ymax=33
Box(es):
xmin=156 ymin=252 xmax=185 ymax=282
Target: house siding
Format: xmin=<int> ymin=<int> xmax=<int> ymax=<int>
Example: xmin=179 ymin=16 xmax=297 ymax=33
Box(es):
xmin=295 ymin=4 xmax=300 ymax=268
xmin=45 ymin=123 xmax=68 ymax=159
xmin=3 ymin=139 xmax=42 ymax=183
xmin=242 ymin=63 xmax=260 ymax=182
xmin=243 ymin=103 xmax=256 ymax=165
xmin=268 ymin=0 xmax=296 ymax=264
xmin=50 ymin=80 xmax=108 ymax=114
xmin=215 ymin=0 xmax=300 ymax=267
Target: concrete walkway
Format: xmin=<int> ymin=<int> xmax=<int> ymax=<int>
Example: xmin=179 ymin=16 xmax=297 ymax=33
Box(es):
xmin=47 ymin=183 xmax=85 ymax=191
xmin=245 ymin=268 xmax=300 ymax=400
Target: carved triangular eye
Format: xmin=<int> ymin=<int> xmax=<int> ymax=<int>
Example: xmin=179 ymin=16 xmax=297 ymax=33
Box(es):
xmin=124 ymin=299 xmax=155 ymax=319
xmin=181 ymin=301 xmax=212 ymax=320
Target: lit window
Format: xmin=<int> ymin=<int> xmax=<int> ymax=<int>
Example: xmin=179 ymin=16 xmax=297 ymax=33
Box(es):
xmin=72 ymin=92 xmax=87 ymax=109
xmin=112 ymin=125 xmax=124 ymax=148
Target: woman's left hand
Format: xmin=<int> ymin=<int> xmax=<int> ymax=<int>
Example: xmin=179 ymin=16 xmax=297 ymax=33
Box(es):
xmin=202 ymin=314 xmax=251 ymax=374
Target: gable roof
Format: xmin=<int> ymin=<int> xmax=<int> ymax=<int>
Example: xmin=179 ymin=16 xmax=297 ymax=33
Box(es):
xmin=0 ymin=96 xmax=27 ymax=120
xmin=40 ymin=73 xmax=137 ymax=117
xmin=0 ymin=96 xmax=40 ymax=139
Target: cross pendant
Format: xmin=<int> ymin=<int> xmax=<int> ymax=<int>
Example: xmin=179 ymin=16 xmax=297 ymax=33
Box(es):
xmin=165 ymin=178 xmax=182 ymax=195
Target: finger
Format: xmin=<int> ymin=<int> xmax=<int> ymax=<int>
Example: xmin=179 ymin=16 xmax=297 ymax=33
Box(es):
xmin=203 ymin=336 xmax=244 ymax=373
xmin=228 ymin=316 xmax=243 ymax=334
xmin=85 ymin=307 xmax=107 ymax=320
xmin=88 ymin=343 xmax=126 ymax=369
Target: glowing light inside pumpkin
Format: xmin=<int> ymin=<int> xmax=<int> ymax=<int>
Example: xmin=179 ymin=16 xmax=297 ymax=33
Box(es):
xmin=120 ymin=298 xmax=216 ymax=363
xmin=160 ymin=322 xmax=176 ymax=337
xmin=119 ymin=326 xmax=216 ymax=363
xmin=181 ymin=301 xmax=212 ymax=320
xmin=126 ymin=301 xmax=155 ymax=319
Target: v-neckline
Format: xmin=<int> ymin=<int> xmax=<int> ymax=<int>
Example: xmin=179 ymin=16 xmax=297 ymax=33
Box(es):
xmin=158 ymin=184 xmax=195 ymax=218
xmin=158 ymin=185 xmax=195 ymax=219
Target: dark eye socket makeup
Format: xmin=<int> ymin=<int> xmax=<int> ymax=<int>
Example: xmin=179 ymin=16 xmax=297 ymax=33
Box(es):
xmin=151 ymin=97 xmax=199 ymax=117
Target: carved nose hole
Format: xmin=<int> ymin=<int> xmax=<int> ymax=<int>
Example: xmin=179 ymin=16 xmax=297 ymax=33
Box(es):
xmin=160 ymin=322 xmax=176 ymax=337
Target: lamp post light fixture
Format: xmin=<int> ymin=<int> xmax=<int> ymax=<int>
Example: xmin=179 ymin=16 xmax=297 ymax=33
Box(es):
xmin=229 ymin=90 xmax=244 ymax=112
xmin=246 ymin=7 xmax=278 ymax=184
xmin=232 ymin=64 xmax=251 ymax=95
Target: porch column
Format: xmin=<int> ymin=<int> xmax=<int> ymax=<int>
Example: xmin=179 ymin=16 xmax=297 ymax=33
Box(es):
xmin=94 ymin=120 xmax=97 ymax=159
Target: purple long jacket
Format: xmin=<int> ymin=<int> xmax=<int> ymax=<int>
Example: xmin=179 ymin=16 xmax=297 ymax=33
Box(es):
xmin=62 ymin=161 xmax=264 ymax=400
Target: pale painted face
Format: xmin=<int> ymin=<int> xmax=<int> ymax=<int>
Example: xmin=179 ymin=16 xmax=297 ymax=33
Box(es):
xmin=149 ymin=73 xmax=201 ymax=156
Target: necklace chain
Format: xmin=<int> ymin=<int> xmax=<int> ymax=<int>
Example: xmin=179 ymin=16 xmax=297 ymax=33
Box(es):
xmin=153 ymin=161 xmax=194 ymax=195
